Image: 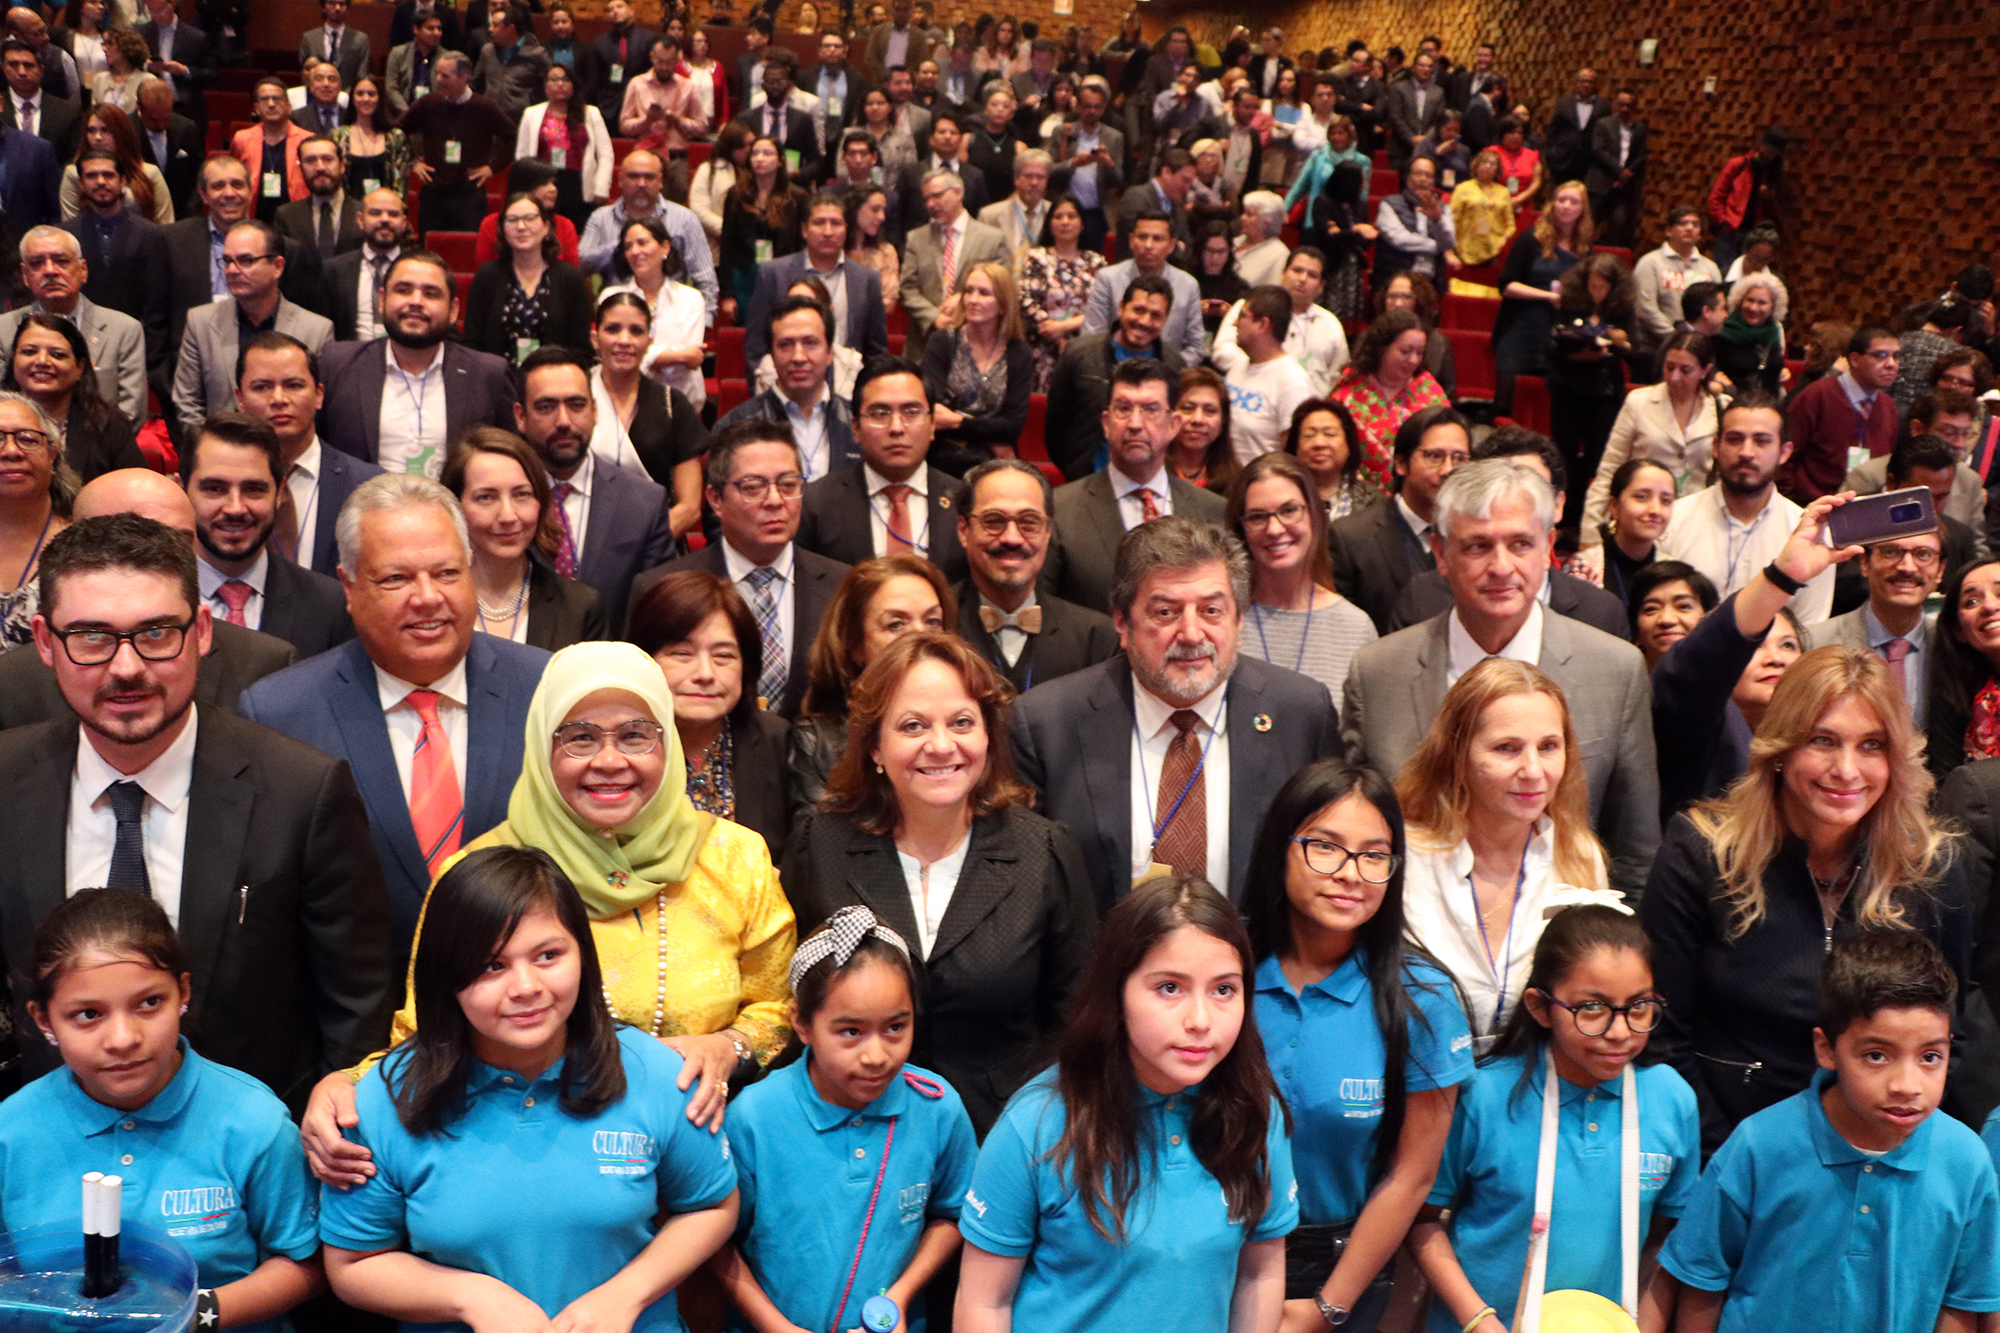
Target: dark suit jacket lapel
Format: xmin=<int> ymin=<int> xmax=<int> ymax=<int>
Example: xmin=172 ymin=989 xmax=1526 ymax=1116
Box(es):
xmin=258 ymin=559 xmax=301 ymax=646
xmin=921 ymin=464 xmax=961 ymax=570
xmin=8 ymin=724 xmax=77 ymax=948
xmin=328 ymin=640 xmax=427 ymax=889
xmin=929 ymin=816 xmax=1018 ymax=961
xmin=1080 ymin=662 xmax=1135 ymax=881
xmin=1222 ymin=668 xmax=1274 ymax=899
xmin=1081 ymin=471 xmax=1122 ymax=583
xmin=354 ymin=344 xmax=387 ymax=461
xmin=578 ymin=465 xmax=632 ymax=593
xmin=840 ymin=831 xmax=924 ymax=947
xmin=179 ymin=717 xmax=256 ymax=994
xmin=443 ymin=344 xmax=475 ymax=448
xmin=462 ymin=635 xmax=513 ymax=837
xmin=826 ymin=469 xmax=871 ymax=562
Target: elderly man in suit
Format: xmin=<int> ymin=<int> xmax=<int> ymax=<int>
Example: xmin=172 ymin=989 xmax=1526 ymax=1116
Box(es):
xmin=172 ymin=221 xmax=334 ymax=445
xmin=182 ymin=413 xmax=355 ymax=658
xmin=1543 ymin=66 xmax=1612 ymax=188
xmin=798 ymin=357 xmax=967 ymax=582
xmin=239 ymin=473 xmax=551 ymax=950
xmin=0 ymin=512 xmax=395 ymax=1106
xmin=299 ymin=0 xmax=372 ymax=89
xmin=631 ymin=419 xmax=849 ymax=718
xmin=900 ymin=166 xmax=1007 ymax=365
xmin=317 ymin=251 xmax=517 ymax=476
xmin=1806 ymin=525 xmax=1943 ymax=728
xmin=1044 ymin=359 xmax=1224 ymax=615
xmin=162 ymin=156 xmax=330 ymax=362
xmin=955 ymin=457 xmax=1118 ymax=694
xmin=1329 ymin=405 xmax=1469 ymax=633
xmin=744 ymin=192 xmax=889 ymax=366
xmin=1342 ymin=459 xmax=1658 ymax=895
xmin=512 ymin=347 xmax=674 ymax=630
xmin=3 ymin=226 xmax=148 ymax=426
xmin=976 ymin=148 xmax=1052 ymax=264
xmin=1011 ymin=513 xmax=1343 ymax=909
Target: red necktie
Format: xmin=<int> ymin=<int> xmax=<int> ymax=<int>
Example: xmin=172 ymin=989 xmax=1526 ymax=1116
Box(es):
xmin=551 ymin=480 xmax=580 ymax=577
xmin=216 ymin=580 xmax=251 ymax=627
xmin=938 ymin=222 xmax=957 ymax=295
xmin=1138 ymin=487 xmax=1162 ymax=522
xmin=406 ymin=689 xmax=463 ymax=877
xmin=882 ymin=483 xmax=916 ymax=552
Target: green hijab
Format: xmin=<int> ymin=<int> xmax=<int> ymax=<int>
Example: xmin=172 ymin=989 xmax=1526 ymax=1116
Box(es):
xmin=506 ymin=641 xmax=711 ymax=918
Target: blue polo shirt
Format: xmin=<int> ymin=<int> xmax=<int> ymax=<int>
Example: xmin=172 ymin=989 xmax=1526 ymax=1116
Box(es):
xmin=1423 ymin=1050 xmax=1698 ymax=1333
xmin=728 ymin=1058 xmax=978 ymax=1333
xmin=0 ymin=1041 xmax=318 ymax=1333
xmin=1255 ymin=950 xmax=1474 ymax=1226
xmin=1662 ymin=1069 xmax=2000 ymax=1331
xmin=320 ymin=1027 xmax=738 ymax=1333
xmin=959 ymin=1068 xmax=1298 ymax=1333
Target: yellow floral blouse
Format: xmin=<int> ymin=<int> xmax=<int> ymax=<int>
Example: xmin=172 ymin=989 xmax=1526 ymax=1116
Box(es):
xmin=1450 ymin=179 xmax=1517 ymax=268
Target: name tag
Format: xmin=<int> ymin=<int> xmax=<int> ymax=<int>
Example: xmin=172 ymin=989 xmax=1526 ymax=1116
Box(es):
xmin=608 ymin=62 xmax=624 ymax=83
xmin=362 ymin=177 xmax=381 ymax=194
xmin=825 ymin=95 xmax=841 ymax=119
xmin=414 ymin=82 xmax=429 ymax=98
xmin=783 ymin=148 xmax=800 ymax=174
xmin=516 ymin=336 xmax=540 ymax=361
xmin=262 ymin=171 xmax=283 ymax=197
xmin=549 ymin=145 xmax=567 ymax=170
xmin=1441 ymin=168 xmax=1457 ymax=188
xmin=754 ymin=238 xmax=773 ymax=264
xmin=443 ymin=139 xmax=462 ymax=164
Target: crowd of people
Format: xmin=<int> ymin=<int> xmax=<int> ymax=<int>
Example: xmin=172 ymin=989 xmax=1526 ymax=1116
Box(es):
xmin=0 ymin=2 xmax=1998 ymax=1333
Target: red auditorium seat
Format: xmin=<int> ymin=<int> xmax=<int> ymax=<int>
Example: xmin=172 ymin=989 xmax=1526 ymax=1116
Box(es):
xmin=1445 ymin=329 xmax=1496 ymax=402
xmin=1441 ymin=294 xmax=1500 ymax=333
xmin=715 ymin=327 xmax=747 ymax=380
xmin=427 ymin=232 xmax=479 ymax=273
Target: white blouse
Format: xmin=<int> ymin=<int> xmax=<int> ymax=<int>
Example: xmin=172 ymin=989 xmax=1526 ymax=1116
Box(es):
xmin=1580 ymin=382 xmax=1722 ymax=545
xmin=602 ymin=278 xmax=707 ymax=411
xmin=1401 ymin=818 xmax=1623 ymax=1043
xmin=897 ymin=832 xmax=971 ymax=958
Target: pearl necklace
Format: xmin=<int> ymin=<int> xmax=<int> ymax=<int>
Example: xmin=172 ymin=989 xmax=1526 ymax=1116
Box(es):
xmin=476 ymin=576 xmax=530 ymax=622
xmin=604 ymin=886 xmax=670 ymax=1036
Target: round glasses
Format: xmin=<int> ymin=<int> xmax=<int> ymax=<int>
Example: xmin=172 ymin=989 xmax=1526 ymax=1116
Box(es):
xmin=553 ymin=719 xmax=665 ymax=759
xmin=1542 ymin=994 xmax=1665 ymax=1036
xmin=1291 ymin=836 xmax=1400 ymax=882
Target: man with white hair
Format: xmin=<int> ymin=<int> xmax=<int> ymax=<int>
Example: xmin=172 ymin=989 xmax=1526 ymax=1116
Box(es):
xmin=977 ymin=146 xmax=1052 ymax=263
xmin=1341 ymin=457 xmax=1659 ymax=895
xmin=900 ymin=164 xmax=1007 ymax=362
xmin=1232 ymin=191 xmax=1289 ymax=287
xmin=238 ymin=472 xmax=550 ymax=949
xmin=0 ymin=225 xmax=149 ymax=426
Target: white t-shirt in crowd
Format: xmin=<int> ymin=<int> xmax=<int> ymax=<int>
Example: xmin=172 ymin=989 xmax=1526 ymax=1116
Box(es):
xmin=1225 ymin=354 xmax=1315 ymax=466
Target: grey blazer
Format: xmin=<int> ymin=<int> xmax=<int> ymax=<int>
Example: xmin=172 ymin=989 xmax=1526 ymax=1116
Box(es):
xmin=172 ymin=296 xmax=334 ymax=440
xmin=300 ymin=25 xmax=372 ymax=89
xmin=1042 ymin=469 xmax=1226 ymax=616
xmin=0 ymin=297 xmax=145 ymax=424
xmin=898 ymin=213 xmax=1009 ymax=363
xmin=1804 ymin=607 xmax=1936 ymax=714
xmin=1341 ymin=609 xmax=1660 ymax=897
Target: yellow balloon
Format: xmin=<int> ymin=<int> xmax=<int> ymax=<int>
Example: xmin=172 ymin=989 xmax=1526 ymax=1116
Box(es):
xmin=1538 ymin=1289 xmax=1641 ymax=1333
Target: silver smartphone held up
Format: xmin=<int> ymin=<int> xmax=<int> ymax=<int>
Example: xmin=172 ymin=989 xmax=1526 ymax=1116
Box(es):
xmin=1825 ymin=486 xmax=1939 ymax=549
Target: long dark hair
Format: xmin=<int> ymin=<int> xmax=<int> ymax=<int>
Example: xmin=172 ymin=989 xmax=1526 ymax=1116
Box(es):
xmin=1054 ymin=875 xmax=1283 ymax=1241
xmin=1484 ymin=904 xmax=1655 ymax=1104
xmin=1243 ymin=759 xmax=1445 ymax=1184
xmin=77 ymin=104 xmax=157 ymax=220
xmin=344 ymin=74 xmax=396 ymax=132
xmin=390 ymin=846 xmax=626 ymax=1136
xmin=1926 ymin=557 xmax=2000 ymax=774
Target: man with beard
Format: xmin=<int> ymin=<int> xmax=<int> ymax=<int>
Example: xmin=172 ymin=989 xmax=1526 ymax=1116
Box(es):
xmin=274 ymin=136 xmax=363 ymax=260
xmin=316 ymin=250 xmax=517 ymax=477
xmin=1658 ymin=389 xmax=1835 ymax=623
xmin=182 ymin=411 xmax=353 ymax=656
xmin=320 ymin=187 xmax=410 ymax=341
xmin=1008 ymin=512 xmax=1341 ymax=908
xmin=513 ymin=346 xmax=673 ymax=630
xmin=163 ymin=155 xmax=330 ymax=363
xmin=171 ymin=220 xmax=333 ymax=445
xmin=952 ymin=456 xmax=1117 ymax=693
xmin=0 ymin=507 xmax=395 ymax=1107
xmin=1805 ymin=514 xmax=1943 ymax=728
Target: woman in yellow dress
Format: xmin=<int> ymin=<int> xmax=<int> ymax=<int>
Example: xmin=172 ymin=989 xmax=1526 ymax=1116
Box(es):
xmin=299 ymin=641 xmax=796 ymax=1186
xmin=1448 ymin=147 xmax=1516 ymax=297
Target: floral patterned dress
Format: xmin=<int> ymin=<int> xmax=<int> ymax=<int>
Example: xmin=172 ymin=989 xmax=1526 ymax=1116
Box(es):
xmin=1019 ymin=246 xmax=1105 ymax=392
xmin=1330 ymin=367 xmax=1452 ymax=489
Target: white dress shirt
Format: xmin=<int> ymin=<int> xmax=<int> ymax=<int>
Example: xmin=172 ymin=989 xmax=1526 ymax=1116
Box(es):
xmin=66 ymin=709 xmax=200 ymax=923
xmin=784 ymin=389 xmax=833 ymax=480
xmin=377 ymin=340 xmax=449 ymax=478
xmin=284 ymin=439 xmax=331 ymax=568
xmin=864 ymin=463 xmax=931 ymax=558
xmin=355 ymin=244 xmax=401 ymax=342
xmin=1657 ymin=483 xmax=1834 ymax=623
xmin=1111 ymin=461 xmax=1172 ymax=530
xmin=1127 ymin=677 xmax=1230 ymax=889
xmin=197 ymin=548 xmax=271 ymax=631
xmin=897 ymin=830 xmax=971 ymax=958
xmin=1396 ymin=494 xmax=1432 ymax=550
xmin=1446 ymin=599 xmax=1543 ymax=688
xmin=375 ymin=658 xmax=471 ymax=805
xmin=721 ymin=538 xmax=798 ymax=677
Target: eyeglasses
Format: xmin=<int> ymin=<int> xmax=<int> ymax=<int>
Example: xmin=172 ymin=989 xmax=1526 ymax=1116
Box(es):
xmin=1858 ymin=349 xmax=1900 ymax=363
xmin=50 ymin=616 xmax=196 ymax=665
xmin=1541 ymin=994 xmax=1665 ymax=1036
xmin=1869 ymin=543 xmax=1941 ymax=568
xmin=724 ymin=473 xmax=805 ymax=501
xmin=1243 ymin=500 xmax=1309 ymax=530
xmin=860 ymin=403 xmax=931 ymax=425
xmin=220 ymin=253 xmax=274 ymax=270
xmin=553 ymin=719 xmax=665 ymax=759
xmin=969 ymin=508 xmax=1048 ymax=538
xmin=1416 ymin=446 xmax=1471 ymax=467
xmin=1107 ymin=401 xmax=1169 ymax=421
xmin=503 ymin=213 xmax=545 ymax=227
xmin=0 ymin=428 xmax=51 ymax=454
xmin=1291 ymin=836 xmax=1400 ymax=882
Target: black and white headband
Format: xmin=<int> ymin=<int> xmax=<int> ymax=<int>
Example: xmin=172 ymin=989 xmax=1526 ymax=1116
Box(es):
xmin=788 ymin=905 xmax=913 ymax=993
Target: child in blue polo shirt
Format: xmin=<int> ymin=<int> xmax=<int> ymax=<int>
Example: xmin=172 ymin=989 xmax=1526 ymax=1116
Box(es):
xmin=0 ymin=889 xmax=321 ymax=1333
xmin=320 ymin=846 xmax=740 ymax=1333
xmin=1411 ymin=904 xmax=1699 ymax=1333
xmin=711 ymin=906 xmax=976 ymax=1333
xmin=1660 ymin=929 xmax=2000 ymax=1333
xmin=955 ymin=875 xmax=1298 ymax=1333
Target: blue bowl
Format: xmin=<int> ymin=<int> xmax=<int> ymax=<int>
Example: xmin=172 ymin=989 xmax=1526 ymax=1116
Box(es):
xmin=0 ymin=1222 xmax=198 ymax=1330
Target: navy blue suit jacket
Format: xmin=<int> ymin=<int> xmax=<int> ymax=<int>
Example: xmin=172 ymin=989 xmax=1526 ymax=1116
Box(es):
xmin=308 ymin=443 xmax=386 ymax=577
xmin=742 ymin=252 xmax=889 ymax=366
xmin=0 ymin=127 xmax=60 ymax=236
xmin=577 ymin=462 xmax=674 ymax=630
xmin=237 ymin=635 xmax=550 ymax=947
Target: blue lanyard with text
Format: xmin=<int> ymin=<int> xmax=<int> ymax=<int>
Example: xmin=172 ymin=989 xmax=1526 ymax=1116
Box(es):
xmin=1133 ymin=688 xmax=1225 ymax=850
xmin=1468 ymin=841 xmax=1531 ymax=1034
xmin=1251 ymin=599 xmax=1313 ymax=676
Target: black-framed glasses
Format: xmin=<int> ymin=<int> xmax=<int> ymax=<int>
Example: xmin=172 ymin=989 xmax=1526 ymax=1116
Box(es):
xmin=49 ymin=616 xmax=196 ymax=665
xmin=554 ymin=719 xmax=665 ymax=759
xmin=1243 ymin=500 xmax=1309 ymax=530
xmin=1291 ymin=836 xmax=1400 ymax=882
xmin=724 ymin=473 xmax=805 ymax=502
xmin=1542 ymin=994 xmax=1665 ymax=1036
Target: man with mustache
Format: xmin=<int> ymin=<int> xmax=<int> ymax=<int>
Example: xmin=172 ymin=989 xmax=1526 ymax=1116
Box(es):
xmin=1009 ymin=512 xmax=1342 ymax=910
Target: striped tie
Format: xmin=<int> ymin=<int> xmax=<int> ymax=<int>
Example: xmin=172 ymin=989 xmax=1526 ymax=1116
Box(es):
xmin=406 ymin=689 xmax=463 ymax=876
xmin=746 ymin=565 xmax=786 ymax=709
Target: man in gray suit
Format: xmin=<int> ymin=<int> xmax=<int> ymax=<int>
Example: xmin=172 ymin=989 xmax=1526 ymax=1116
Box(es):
xmin=1806 ymin=526 xmax=1942 ymax=727
xmin=172 ymin=220 xmax=334 ymax=443
xmin=298 ymin=0 xmax=372 ymax=90
xmin=1342 ymin=460 xmax=1659 ymax=895
xmin=1043 ymin=358 xmax=1224 ymax=615
xmin=1043 ymin=77 xmax=1123 ymax=251
xmin=1 ymin=225 xmax=147 ymax=425
xmin=1010 ymin=513 xmax=1344 ymax=909
xmin=1384 ymin=49 xmax=1447 ymax=178
xmin=899 ymin=166 xmax=1007 ymax=363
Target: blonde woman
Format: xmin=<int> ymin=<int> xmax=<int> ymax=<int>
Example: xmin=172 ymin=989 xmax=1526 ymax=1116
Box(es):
xmin=1394 ymin=658 xmax=1623 ymax=1047
xmin=1640 ymin=644 xmax=1973 ymax=1154
xmin=920 ymin=260 xmax=1032 ymax=471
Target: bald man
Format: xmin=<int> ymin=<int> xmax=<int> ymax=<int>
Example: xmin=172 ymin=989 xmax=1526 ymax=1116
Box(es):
xmin=0 ymin=467 xmax=296 ymax=726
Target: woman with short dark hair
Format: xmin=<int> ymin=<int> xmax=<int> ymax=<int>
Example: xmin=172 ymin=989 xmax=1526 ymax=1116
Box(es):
xmin=464 ymin=191 xmax=593 ymax=364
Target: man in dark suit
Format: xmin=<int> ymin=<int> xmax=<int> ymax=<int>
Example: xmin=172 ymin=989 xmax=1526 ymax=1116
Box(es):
xmin=1114 ymin=149 xmax=1196 ymax=259
xmin=1330 ymin=44 xmax=1387 ymax=156
xmin=0 ymin=38 xmax=80 ymax=161
xmin=1586 ymin=91 xmax=1648 ymax=248
xmin=274 ymin=135 xmax=365 ymax=261
xmin=317 ymin=252 xmax=518 ymax=472
xmin=1443 ymin=42 xmax=1500 ymax=112
xmin=164 ymin=156 xmax=330 ymax=362
xmin=239 ymin=473 xmax=552 ymax=949
xmin=1329 ymin=405 xmax=1470 ymax=633
xmin=715 ymin=296 xmax=864 ymax=482
xmin=0 ymin=119 xmax=57 ymax=243
xmin=740 ymin=50 xmax=824 ymax=184
xmin=1011 ymin=514 xmax=1343 ymax=909
xmin=729 ymin=14 xmax=771 ymax=109
xmin=632 ymin=419 xmax=849 ymax=717
xmin=391 ymin=0 xmax=467 ymax=52
xmin=514 ymin=347 xmax=673 ymax=630
xmin=590 ymin=0 xmax=655 ymax=126
xmin=0 ymin=513 xmax=396 ymax=1106
xmin=1044 ymin=358 xmax=1221 ymax=616
xmin=183 ymin=413 xmax=355 ymax=658
xmin=1543 ymin=67 xmax=1612 ymax=189
xmin=319 ymin=188 xmax=409 ymax=343
xmin=743 ymin=194 xmax=890 ymax=365
xmin=954 ymin=457 xmax=1118 ymax=693
xmin=803 ymin=29 xmax=873 ymax=155
xmin=1384 ymin=49 xmax=1446 ymax=178
xmin=1044 ymin=275 xmax=1181 ymax=482
xmin=140 ymin=0 xmax=213 ymax=130
xmin=897 ymin=114 xmax=988 ymax=236
xmin=136 ymin=80 xmax=202 ymax=219
xmin=62 ymin=162 xmax=171 ymax=397
xmin=299 ymin=0 xmax=372 ymax=89
xmin=798 ymin=357 xmax=967 ymax=583
xmin=1245 ymin=27 xmax=1291 ymax=101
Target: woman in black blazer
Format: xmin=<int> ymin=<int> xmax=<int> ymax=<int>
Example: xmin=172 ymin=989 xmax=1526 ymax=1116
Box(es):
xmin=919 ymin=259 xmax=1033 ymax=477
xmin=626 ymin=568 xmax=793 ymax=860
xmin=3 ymin=313 xmax=145 ymax=482
xmin=782 ymin=631 xmax=1097 ymax=1136
xmin=463 ymin=192 xmax=594 ymax=364
xmin=441 ymin=426 xmax=608 ymax=652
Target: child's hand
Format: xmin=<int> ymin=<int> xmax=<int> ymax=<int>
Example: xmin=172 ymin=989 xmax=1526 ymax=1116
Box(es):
xmin=462 ymin=1278 xmax=559 ymax=1333
xmin=552 ymin=1284 xmax=645 ymax=1333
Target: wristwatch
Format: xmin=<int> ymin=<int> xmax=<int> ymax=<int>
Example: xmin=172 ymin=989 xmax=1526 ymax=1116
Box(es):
xmin=722 ymin=1030 xmax=754 ymax=1065
xmin=1314 ymin=1295 xmax=1350 ymax=1327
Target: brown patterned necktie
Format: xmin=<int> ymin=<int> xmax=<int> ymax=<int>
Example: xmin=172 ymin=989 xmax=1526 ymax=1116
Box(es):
xmin=1152 ymin=709 xmax=1206 ymax=876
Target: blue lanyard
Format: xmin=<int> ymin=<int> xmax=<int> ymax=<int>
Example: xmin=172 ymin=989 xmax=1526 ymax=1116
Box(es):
xmin=1133 ymin=688 xmax=1225 ymax=850
xmin=1251 ymin=598 xmax=1313 ymax=677
xmin=1468 ymin=841 xmax=1531 ymax=1034
xmin=874 ymin=486 xmax=931 ymax=555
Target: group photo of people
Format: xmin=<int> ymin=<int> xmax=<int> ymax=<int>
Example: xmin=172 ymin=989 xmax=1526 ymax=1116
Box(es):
xmin=0 ymin=1 xmax=1993 ymax=1332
